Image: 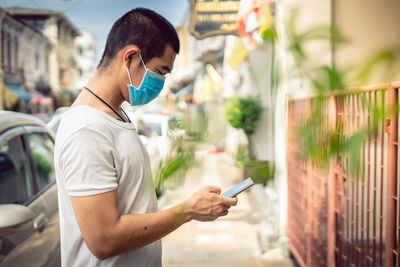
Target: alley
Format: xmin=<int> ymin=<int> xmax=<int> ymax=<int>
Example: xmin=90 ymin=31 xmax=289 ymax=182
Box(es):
xmin=159 ymin=145 xmax=294 ymax=267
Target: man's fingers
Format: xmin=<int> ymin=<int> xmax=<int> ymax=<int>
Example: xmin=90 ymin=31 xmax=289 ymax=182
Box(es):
xmin=221 ymin=196 xmax=238 ymax=206
xmin=205 ymin=185 xmax=221 ymax=194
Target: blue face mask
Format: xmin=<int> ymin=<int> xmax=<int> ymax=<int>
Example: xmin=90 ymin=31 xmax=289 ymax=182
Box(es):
xmin=126 ymin=54 xmax=165 ymax=106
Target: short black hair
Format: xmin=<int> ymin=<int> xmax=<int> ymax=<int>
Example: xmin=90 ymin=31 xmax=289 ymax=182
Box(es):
xmin=98 ymin=8 xmax=180 ymax=69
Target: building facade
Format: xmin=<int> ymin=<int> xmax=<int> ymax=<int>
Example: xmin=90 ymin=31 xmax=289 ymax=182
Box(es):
xmin=75 ymin=29 xmax=98 ymax=90
xmin=0 ymin=8 xmax=52 ymax=113
xmin=5 ymin=7 xmax=82 ymax=109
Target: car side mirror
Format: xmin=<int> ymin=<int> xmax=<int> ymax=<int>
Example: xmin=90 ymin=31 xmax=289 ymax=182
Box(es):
xmin=0 ymin=204 xmax=34 ymax=240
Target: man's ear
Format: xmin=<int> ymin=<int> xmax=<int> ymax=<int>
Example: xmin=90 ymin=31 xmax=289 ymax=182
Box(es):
xmin=123 ymin=47 xmax=140 ymax=68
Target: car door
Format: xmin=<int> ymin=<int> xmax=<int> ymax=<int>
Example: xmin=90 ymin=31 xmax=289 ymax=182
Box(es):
xmin=0 ymin=126 xmax=60 ymax=267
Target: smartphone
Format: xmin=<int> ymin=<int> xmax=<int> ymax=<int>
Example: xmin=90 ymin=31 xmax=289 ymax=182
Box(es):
xmin=221 ymin=177 xmax=254 ymax=198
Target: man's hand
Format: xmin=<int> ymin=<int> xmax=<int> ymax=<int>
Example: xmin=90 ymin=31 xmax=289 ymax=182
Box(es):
xmin=69 ymin=185 xmax=237 ymax=260
xmin=183 ymin=185 xmax=238 ymax=222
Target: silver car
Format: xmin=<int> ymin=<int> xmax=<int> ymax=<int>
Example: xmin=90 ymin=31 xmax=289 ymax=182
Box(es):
xmin=0 ymin=111 xmax=60 ymax=266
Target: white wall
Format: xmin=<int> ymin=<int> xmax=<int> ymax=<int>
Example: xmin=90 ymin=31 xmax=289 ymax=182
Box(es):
xmin=281 ymin=0 xmax=332 ymax=99
xmin=246 ymin=41 xmax=275 ymax=162
xmin=334 ymin=0 xmax=400 ymax=85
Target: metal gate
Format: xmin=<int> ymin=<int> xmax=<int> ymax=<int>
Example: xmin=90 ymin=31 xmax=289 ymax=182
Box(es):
xmin=287 ymin=81 xmax=400 ymax=267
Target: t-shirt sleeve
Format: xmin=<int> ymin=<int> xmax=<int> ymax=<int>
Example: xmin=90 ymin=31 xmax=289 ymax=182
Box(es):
xmin=59 ymin=127 xmax=117 ymax=196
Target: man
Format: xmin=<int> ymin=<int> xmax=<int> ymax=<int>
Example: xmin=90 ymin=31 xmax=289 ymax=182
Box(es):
xmin=54 ymin=7 xmax=237 ymax=267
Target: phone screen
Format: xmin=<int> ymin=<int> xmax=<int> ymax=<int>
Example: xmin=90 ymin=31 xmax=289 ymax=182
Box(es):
xmin=221 ymin=177 xmax=254 ymax=198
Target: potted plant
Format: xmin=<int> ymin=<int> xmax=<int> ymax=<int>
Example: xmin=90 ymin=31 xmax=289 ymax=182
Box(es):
xmin=225 ymin=96 xmax=273 ymax=184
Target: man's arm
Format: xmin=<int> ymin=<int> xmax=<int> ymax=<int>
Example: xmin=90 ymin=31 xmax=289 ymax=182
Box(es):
xmin=70 ymin=185 xmax=237 ymax=260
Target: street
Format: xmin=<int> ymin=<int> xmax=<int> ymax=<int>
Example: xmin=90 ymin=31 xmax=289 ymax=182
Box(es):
xmin=159 ymin=145 xmax=294 ymax=267
xmin=1 ymin=1 xmax=399 ymax=265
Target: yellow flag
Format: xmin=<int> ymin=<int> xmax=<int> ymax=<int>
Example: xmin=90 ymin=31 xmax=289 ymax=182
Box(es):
xmin=258 ymin=4 xmax=273 ymax=37
xmin=228 ymin=37 xmax=248 ymax=70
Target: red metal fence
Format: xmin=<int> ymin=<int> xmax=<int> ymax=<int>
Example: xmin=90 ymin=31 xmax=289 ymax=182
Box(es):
xmin=287 ymin=81 xmax=400 ymax=267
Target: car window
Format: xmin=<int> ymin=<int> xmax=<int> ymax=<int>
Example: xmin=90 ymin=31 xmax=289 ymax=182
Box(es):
xmin=0 ymin=136 xmax=34 ymax=204
xmin=148 ymin=122 xmax=162 ymax=136
xmin=25 ymin=133 xmax=55 ymax=191
xmin=137 ymin=120 xmax=155 ymax=137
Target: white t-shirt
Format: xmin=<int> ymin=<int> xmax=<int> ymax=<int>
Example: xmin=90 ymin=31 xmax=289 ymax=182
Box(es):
xmin=54 ymin=105 xmax=161 ymax=267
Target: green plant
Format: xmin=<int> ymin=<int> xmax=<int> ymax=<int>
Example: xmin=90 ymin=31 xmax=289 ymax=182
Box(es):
xmin=186 ymin=108 xmax=209 ymax=142
xmin=169 ymin=114 xmax=185 ymax=130
xmin=356 ymin=47 xmax=400 ymax=84
xmin=225 ymin=96 xmax=263 ymax=159
xmin=234 ymin=144 xmax=248 ymax=166
xmin=154 ymin=144 xmax=194 ymax=198
xmin=287 ymin=8 xmax=400 ymax=177
xmin=244 ymin=160 xmax=274 ymax=184
xmin=154 ymin=109 xmax=206 ymax=197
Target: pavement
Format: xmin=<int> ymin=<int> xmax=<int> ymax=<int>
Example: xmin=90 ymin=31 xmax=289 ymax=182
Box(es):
xmin=158 ymin=145 xmax=294 ymax=267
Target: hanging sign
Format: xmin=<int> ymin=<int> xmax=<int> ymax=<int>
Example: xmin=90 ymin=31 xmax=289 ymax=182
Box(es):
xmin=189 ymin=0 xmax=241 ymax=39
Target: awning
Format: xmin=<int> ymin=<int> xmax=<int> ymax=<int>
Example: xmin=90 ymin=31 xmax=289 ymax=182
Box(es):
xmin=6 ymin=84 xmax=32 ymax=103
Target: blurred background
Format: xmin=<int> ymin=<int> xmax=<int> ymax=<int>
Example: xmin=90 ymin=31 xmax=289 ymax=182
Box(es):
xmin=0 ymin=0 xmax=399 ymax=266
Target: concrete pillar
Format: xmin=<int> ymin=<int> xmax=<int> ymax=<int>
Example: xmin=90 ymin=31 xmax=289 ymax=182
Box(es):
xmin=43 ymin=17 xmax=60 ymax=92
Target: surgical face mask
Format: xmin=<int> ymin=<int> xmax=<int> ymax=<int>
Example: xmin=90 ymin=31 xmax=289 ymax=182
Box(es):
xmin=126 ymin=54 xmax=165 ymax=106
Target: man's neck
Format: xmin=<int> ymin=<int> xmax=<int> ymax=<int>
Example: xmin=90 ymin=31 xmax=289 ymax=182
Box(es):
xmin=73 ymin=68 xmax=124 ymax=111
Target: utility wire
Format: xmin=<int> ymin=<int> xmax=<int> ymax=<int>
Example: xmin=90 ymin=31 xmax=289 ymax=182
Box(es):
xmin=24 ymin=0 xmax=86 ymax=14
xmin=27 ymin=0 xmax=42 ymax=8
xmin=60 ymin=0 xmax=85 ymax=13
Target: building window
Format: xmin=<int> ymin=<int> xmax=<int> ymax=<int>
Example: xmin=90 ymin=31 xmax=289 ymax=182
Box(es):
xmin=57 ymin=21 xmax=61 ymax=41
xmin=35 ymin=52 xmax=40 ymax=70
xmin=7 ymin=33 xmax=11 ymax=73
xmin=37 ymin=21 xmax=44 ymax=31
xmin=13 ymin=36 xmax=18 ymax=74
xmin=1 ymin=29 xmax=6 ymax=72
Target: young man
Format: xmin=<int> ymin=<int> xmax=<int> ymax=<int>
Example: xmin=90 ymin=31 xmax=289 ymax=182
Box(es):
xmin=54 ymin=8 xmax=237 ymax=267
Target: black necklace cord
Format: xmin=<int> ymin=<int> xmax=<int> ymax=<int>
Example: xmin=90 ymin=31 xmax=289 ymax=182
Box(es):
xmin=83 ymin=86 xmax=131 ymax=123
xmin=120 ymin=108 xmax=131 ymax=123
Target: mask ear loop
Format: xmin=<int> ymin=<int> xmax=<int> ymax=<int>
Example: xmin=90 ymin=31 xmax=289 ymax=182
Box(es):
xmin=126 ymin=66 xmax=133 ymax=85
xmin=138 ymin=53 xmax=148 ymax=70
